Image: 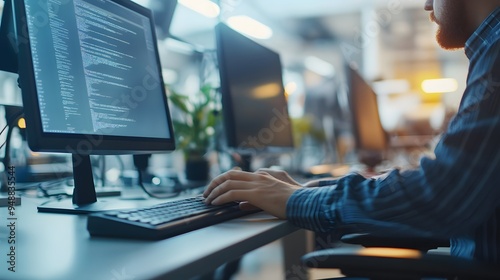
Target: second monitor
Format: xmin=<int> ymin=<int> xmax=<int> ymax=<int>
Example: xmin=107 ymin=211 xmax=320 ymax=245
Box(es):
xmin=215 ymin=23 xmax=294 ymax=159
xmin=346 ymin=63 xmax=389 ymax=170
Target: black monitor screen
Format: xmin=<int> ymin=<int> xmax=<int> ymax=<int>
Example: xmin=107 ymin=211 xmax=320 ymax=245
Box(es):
xmin=215 ymin=23 xmax=294 ymax=154
xmin=346 ymin=64 xmax=388 ymax=165
xmin=15 ymin=0 xmax=175 ymax=154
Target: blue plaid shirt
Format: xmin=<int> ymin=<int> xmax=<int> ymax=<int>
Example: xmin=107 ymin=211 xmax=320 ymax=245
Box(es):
xmin=287 ymin=8 xmax=500 ymax=264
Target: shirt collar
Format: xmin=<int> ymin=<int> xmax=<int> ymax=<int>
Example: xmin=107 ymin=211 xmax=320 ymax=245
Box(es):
xmin=465 ymin=7 xmax=500 ymax=59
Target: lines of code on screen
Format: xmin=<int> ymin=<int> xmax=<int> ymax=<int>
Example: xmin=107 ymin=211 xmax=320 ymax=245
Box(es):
xmin=25 ymin=0 xmax=170 ymax=139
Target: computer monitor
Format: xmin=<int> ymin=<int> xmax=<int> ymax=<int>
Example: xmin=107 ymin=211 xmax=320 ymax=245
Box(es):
xmin=12 ymin=0 xmax=175 ymax=213
xmin=0 ymin=0 xmax=18 ymax=73
xmin=215 ymin=23 xmax=294 ymax=165
xmin=345 ymin=63 xmax=389 ymax=170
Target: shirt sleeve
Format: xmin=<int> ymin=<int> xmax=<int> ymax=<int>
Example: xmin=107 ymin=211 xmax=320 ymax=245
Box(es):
xmin=317 ymin=180 xmax=339 ymax=187
xmin=286 ymin=41 xmax=500 ymax=239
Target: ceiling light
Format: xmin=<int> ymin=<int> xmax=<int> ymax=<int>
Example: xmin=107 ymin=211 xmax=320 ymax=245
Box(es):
xmin=421 ymin=78 xmax=458 ymax=94
xmin=226 ymin=16 xmax=273 ymax=40
xmin=179 ymin=0 xmax=220 ymax=18
xmin=304 ymin=56 xmax=335 ymax=77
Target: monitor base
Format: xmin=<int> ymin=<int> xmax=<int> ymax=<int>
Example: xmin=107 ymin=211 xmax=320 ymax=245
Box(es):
xmin=37 ymin=199 xmax=139 ymax=214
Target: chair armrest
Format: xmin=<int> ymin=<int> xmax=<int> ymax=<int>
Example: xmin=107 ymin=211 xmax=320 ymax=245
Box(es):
xmin=302 ymin=247 xmax=500 ymax=280
xmin=341 ymin=233 xmax=449 ymax=252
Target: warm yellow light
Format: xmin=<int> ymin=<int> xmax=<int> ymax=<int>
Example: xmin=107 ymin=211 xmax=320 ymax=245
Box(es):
xmin=251 ymin=83 xmax=281 ymax=99
xmin=178 ymin=0 xmax=220 ymax=18
xmin=226 ymin=16 xmax=273 ymax=40
xmin=359 ymin=247 xmax=422 ymax=259
xmin=29 ymin=151 xmax=41 ymax=158
xmin=308 ymin=164 xmax=351 ymax=177
xmin=421 ymin=78 xmax=458 ymax=94
xmin=17 ymin=118 xmax=26 ymax=129
xmin=285 ymin=82 xmax=298 ymax=96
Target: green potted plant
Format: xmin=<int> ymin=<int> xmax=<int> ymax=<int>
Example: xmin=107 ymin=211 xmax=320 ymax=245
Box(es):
xmin=167 ymin=84 xmax=220 ymax=181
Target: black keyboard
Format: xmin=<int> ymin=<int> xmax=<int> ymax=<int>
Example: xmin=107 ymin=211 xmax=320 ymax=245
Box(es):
xmin=87 ymin=195 xmax=256 ymax=240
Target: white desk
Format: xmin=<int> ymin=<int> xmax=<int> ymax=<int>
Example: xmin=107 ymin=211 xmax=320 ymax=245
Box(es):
xmin=0 ymin=196 xmax=301 ymax=280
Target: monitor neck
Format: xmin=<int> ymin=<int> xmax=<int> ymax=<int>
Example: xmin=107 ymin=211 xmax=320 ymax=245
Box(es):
xmin=37 ymin=154 xmax=136 ymax=214
xmin=72 ymin=154 xmax=97 ymax=206
xmin=238 ymin=154 xmax=253 ymax=172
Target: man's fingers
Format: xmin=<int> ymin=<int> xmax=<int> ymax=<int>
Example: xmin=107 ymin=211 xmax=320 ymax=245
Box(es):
xmin=204 ymin=170 xmax=242 ymax=197
xmin=204 ymin=170 xmax=267 ymax=197
xmin=211 ymin=189 xmax=253 ymax=205
xmin=205 ymin=179 xmax=253 ymax=204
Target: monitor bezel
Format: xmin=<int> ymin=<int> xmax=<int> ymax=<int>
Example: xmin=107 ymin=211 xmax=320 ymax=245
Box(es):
xmin=14 ymin=0 xmax=176 ymax=155
xmin=215 ymin=23 xmax=294 ymax=155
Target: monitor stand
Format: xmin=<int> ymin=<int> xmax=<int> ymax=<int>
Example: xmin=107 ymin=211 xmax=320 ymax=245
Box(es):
xmin=358 ymin=150 xmax=384 ymax=175
xmin=238 ymin=154 xmax=252 ymax=172
xmin=37 ymin=154 xmax=138 ymax=214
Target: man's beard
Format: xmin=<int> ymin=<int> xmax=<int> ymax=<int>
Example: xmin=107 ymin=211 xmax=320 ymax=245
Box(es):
xmin=430 ymin=3 xmax=471 ymax=50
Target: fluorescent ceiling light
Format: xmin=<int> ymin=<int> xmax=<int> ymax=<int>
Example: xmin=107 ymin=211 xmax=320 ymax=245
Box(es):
xmin=178 ymin=0 xmax=220 ymax=18
xmin=226 ymin=16 xmax=273 ymax=40
xmin=421 ymin=78 xmax=458 ymax=94
xmin=304 ymin=56 xmax=335 ymax=77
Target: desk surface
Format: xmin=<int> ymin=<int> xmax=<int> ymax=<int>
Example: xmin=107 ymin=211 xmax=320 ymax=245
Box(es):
xmin=0 ymin=196 xmax=299 ymax=280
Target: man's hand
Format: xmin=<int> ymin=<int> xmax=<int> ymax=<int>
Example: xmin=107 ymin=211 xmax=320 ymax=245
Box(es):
xmin=255 ymin=168 xmax=302 ymax=187
xmin=203 ymin=169 xmax=301 ymax=219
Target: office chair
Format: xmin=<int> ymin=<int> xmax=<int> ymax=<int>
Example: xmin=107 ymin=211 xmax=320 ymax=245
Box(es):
xmin=302 ymin=233 xmax=500 ymax=280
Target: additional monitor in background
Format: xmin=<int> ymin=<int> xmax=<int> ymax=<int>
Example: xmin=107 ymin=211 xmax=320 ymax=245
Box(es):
xmin=148 ymin=0 xmax=177 ymax=40
xmin=13 ymin=0 xmax=175 ymax=213
xmin=215 ymin=23 xmax=294 ymax=169
xmin=345 ymin=63 xmax=389 ymax=170
xmin=0 ymin=0 xmax=18 ymax=73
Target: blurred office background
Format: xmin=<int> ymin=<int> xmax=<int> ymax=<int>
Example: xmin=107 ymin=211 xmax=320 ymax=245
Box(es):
xmin=157 ymin=0 xmax=466 ymax=138
xmin=0 ymin=0 xmax=467 ymax=168
xmin=0 ymin=0 xmax=469 ymax=278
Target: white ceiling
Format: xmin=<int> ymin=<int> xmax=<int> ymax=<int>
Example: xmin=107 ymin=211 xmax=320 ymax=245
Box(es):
xmin=246 ymin=0 xmax=424 ymax=18
xmin=165 ymin=0 xmax=439 ymax=71
xmin=169 ymin=0 xmax=426 ymax=40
